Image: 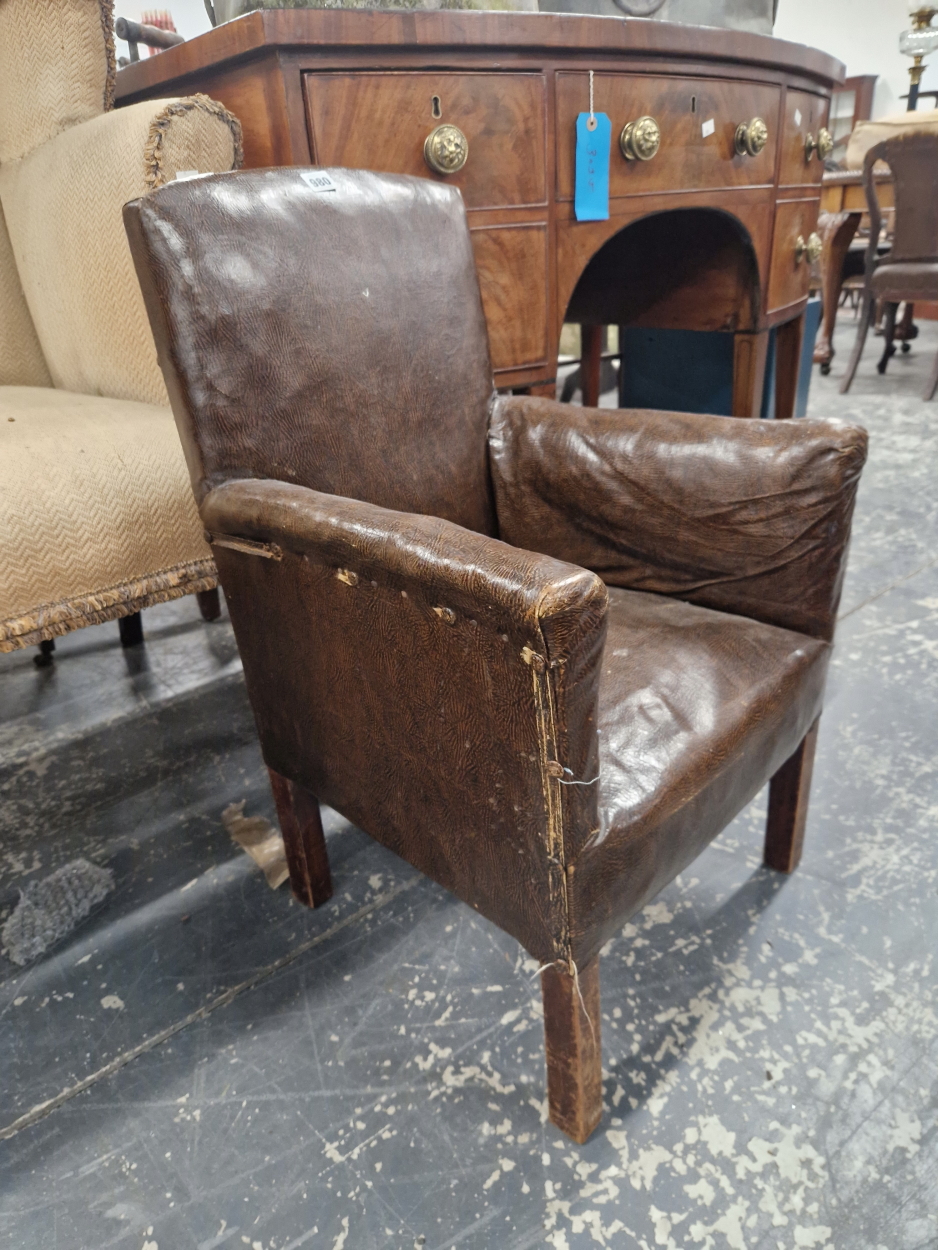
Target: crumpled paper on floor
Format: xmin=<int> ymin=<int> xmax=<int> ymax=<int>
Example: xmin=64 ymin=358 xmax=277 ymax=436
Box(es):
xmin=222 ymin=801 xmax=289 ymax=889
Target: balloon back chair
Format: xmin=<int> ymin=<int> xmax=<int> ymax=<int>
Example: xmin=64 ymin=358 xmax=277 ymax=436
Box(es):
xmin=841 ymin=131 xmax=938 ymax=400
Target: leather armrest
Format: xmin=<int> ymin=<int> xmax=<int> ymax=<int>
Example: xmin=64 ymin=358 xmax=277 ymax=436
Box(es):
xmin=201 ymin=477 xmax=608 ymax=965
xmin=202 ymin=477 xmax=606 ymax=649
xmin=489 ymin=396 xmax=868 ymax=641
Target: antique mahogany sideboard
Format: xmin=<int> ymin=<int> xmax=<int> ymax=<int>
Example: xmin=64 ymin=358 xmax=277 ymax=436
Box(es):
xmin=115 ymin=10 xmax=843 ymax=418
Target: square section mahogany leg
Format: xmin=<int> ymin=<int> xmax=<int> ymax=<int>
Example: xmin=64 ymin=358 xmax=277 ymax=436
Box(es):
xmin=267 ymin=767 xmax=333 ymax=908
xmin=580 ymin=324 xmax=603 ymax=408
xmin=764 ymin=719 xmax=820 ymax=874
xmin=541 ymin=957 xmax=602 ymax=1144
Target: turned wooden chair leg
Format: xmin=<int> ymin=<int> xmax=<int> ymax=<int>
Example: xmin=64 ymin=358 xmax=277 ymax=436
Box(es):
xmin=267 ymin=767 xmax=333 ymax=907
xmin=876 ymin=301 xmax=898 ymax=375
xmin=764 ymin=719 xmax=820 ymax=874
xmin=34 ymin=637 xmax=56 ymax=668
xmin=118 ymin=611 xmax=143 ymax=648
xmin=541 ymin=957 xmax=602 ymax=1144
xmin=197 ymin=586 xmax=221 ymax=621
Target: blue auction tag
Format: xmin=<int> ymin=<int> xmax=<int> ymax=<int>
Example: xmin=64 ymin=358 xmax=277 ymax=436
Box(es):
xmin=575 ymin=112 xmax=611 ymax=222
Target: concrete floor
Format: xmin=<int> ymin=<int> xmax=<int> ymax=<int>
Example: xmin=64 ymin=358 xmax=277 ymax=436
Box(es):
xmin=1 ymin=316 xmax=936 ymax=1250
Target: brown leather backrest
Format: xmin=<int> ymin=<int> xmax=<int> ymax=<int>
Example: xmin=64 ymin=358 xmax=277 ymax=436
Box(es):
xmin=866 ymin=133 xmax=938 ymax=264
xmin=124 ymin=168 xmax=498 ymax=535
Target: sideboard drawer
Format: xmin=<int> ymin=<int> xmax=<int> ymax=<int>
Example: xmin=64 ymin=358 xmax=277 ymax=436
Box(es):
xmin=304 ymin=72 xmax=547 ymax=210
xmin=767 ymin=197 xmax=820 ymax=311
xmin=779 ymin=90 xmax=830 ymax=187
xmin=556 ymin=73 xmax=781 ymax=199
xmin=471 ymin=223 xmax=549 ymax=372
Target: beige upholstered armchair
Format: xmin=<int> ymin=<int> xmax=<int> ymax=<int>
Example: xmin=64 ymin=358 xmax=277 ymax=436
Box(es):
xmin=0 ymin=0 xmax=243 ymax=660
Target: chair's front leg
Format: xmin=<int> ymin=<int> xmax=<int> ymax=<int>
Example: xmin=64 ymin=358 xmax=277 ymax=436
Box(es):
xmin=764 ymin=719 xmax=820 ymax=874
xmin=267 ymin=768 xmax=333 ymax=907
xmin=877 ymin=302 xmax=899 ymax=375
xmin=541 ymin=957 xmax=602 ymax=1144
xmin=196 ymin=587 xmax=221 ymax=621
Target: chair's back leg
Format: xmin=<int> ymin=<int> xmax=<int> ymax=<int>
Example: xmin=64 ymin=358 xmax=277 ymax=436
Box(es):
xmin=924 ymin=344 xmax=938 ymax=401
xmin=840 ymin=293 xmax=873 ymax=394
xmin=541 ymin=957 xmax=602 ymax=1144
xmin=764 ymin=718 xmax=820 ymax=874
xmin=267 ymin=768 xmax=333 ymax=907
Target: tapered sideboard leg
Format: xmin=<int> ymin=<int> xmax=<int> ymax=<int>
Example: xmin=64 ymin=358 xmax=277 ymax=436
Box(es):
xmin=581 ymin=323 xmax=603 ymax=408
xmin=541 ymin=957 xmax=602 ymax=1144
xmin=267 ymin=767 xmax=333 ymax=908
xmin=764 ymin=718 xmax=820 ymax=874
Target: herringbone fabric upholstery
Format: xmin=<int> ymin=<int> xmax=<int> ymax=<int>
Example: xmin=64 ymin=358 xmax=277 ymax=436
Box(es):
xmin=0 ymin=203 xmax=51 ymax=387
xmin=0 ymin=0 xmax=243 ymax=648
xmin=0 ymin=387 xmax=211 ymax=648
xmin=0 ymin=98 xmax=241 ymax=406
xmin=0 ymin=0 xmax=115 ymax=165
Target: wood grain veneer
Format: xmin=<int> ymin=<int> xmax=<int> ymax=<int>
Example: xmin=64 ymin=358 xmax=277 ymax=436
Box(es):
xmin=115 ymin=10 xmax=842 ymax=406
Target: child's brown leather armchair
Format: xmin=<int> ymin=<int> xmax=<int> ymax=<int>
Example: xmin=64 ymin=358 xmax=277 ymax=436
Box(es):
xmin=125 ymin=168 xmax=867 ymax=1143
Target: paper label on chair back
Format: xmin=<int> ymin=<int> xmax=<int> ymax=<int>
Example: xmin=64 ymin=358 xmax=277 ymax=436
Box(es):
xmin=299 ymin=171 xmax=338 ymax=193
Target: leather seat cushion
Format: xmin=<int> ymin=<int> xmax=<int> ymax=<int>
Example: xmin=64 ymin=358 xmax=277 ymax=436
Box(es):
xmin=567 ymin=588 xmax=829 ymax=962
xmin=871 ymin=261 xmax=938 ymax=300
xmin=0 ymin=386 xmax=209 ymax=636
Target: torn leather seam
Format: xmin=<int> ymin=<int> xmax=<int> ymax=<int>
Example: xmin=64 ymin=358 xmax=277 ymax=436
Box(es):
xmin=524 ymin=634 xmax=572 ymax=964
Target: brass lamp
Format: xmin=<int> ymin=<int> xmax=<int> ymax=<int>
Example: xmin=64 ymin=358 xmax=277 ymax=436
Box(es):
xmin=900 ymin=5 xmax=938 ymax=110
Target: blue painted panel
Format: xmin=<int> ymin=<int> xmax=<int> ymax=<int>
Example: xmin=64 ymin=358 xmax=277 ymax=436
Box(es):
xmin=618 ymin=327 xmax=735 ymax=415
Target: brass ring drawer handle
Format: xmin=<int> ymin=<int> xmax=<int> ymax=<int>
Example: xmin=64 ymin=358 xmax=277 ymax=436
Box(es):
xmin=619 ymin=115 xmax=661 ymax=161
xmin=735 ymin=117 xmax=769 ymax=157
xmin=795 ymin=232 xmax=823 ymax=264
xmin=804 ymin=127 xmax=834 ymax=162
xmin=424 ymin=124 xmax=469 ymax=175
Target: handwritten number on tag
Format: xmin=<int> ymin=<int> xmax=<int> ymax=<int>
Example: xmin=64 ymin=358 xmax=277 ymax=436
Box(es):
xmin=575 ymin=112 xmax=611 ymax=222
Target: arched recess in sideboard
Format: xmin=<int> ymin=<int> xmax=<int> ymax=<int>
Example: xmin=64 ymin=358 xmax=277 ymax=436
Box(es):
xmin=556 ymin=206 xmax=772 ymax=417
xmin=562 ymin=206 xmax=762 ymax=335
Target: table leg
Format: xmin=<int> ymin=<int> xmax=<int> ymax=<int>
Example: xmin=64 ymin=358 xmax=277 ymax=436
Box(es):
xmin=775 ymin=313 xmax=805 ymax=420
xmin=895 ymin=301 xmax=918 ymax=351
xmin=581 ymin=324 xmax=603 ymax=408
xmin=731 ymin=330 xmax=769 ymax=417
xmin=813 ymin=211 xmax=861 ymax=375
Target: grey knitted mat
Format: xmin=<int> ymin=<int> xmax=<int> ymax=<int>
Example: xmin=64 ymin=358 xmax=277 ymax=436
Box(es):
xmin=1 ymin=859 xmax=114 ymax=967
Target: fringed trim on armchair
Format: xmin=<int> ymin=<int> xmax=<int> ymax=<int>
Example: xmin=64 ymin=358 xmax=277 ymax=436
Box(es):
xmin=0 ymin=558 xmax=218 ymax=652
xmin=143 ymin=94 xmax=245 ymax=190
xmin=99 ymin=0 xmax=117 ymax=113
